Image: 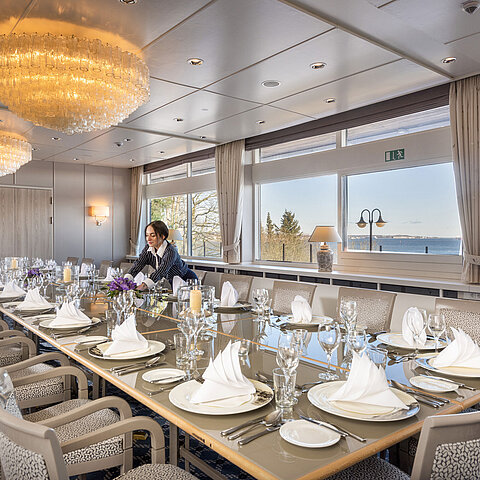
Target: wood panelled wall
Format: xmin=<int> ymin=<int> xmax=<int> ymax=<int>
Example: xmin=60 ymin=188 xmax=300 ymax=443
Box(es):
xmin=0 ymin=186 xmax=53 ymax=258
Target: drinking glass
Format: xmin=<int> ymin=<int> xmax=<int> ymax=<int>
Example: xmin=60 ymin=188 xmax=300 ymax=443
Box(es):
xmin=427 ymin=313 xmax=446 ymax=352
xmin=407 ymin=308 xmax=426 ymax=356
xmin=174 ymin=333 xmax=188 ymax=367
xmin=237 ymin=339 xmax=251 ymax=358
xmin=340 ymin=299 xmax=357 ymax=338
xmin=349 ymin=328 xmax=367 ymax=355
xmin=276 ymin=332 xmax=301 ymax=404
xmin=273 ymin=368 xmax=297 ymax=408
xmin=368 ymin=347 xmax=388 ymax=369
xmin=317 ymin=323 xmax=341 ymax=380
xmin=252 ymin=288 xmax=269 ymax=321
xmin=105 ymin=310 xmax=119 ymax=339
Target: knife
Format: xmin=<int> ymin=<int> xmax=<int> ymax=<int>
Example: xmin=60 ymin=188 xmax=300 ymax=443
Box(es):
xmin=299 ymin=415 xmax=366 ymax=442
xmin=116 ymin=362 xmax=166 ymax=375
xmin=221 ymin=415 xmax=266 ymax=436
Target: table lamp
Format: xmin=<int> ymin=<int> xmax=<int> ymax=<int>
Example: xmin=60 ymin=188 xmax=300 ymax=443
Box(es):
xmin=169 ymin=229 xmax=183 ymax=246
xmin=309 ymin=226 xmax=342 ymax=272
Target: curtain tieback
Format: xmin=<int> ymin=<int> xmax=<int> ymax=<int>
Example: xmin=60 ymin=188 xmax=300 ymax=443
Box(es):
xmin=223 ymin=241 xmax=240 ymax=252
xmin=465 ymin=253 xmax=480 ymax=265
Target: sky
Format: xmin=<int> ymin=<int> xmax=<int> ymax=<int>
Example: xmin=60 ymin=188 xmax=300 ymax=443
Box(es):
xmin=260 ymin=163 xmax=461 ymax=238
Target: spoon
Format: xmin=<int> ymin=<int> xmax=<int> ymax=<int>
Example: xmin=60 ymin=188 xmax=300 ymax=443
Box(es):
xmin=116 ymin=356 xmax=166 ymax=375
xmin=390 ymin=380 xmax=446 ymax=406
xmin=228 ymin=409 xmax=282 ymax=440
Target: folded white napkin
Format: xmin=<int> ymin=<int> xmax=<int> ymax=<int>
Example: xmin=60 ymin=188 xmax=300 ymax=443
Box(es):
xmin=104 ymin=267 xmax=115 ymax=282
xmin=172 ymin=276 xmax=187 ymax=296
xmin=431 ymin=328 xmax=480 ymax=369
xmin=328 ymin=352 xmax=408 ymax=410
xmin=103 ymin=313 xmax=149 ymax=356
xmin=80 ymin=263 xmax=89 ymax=276
xmin=17 ymin=287 xmax=51 ymax=309
xmin=290 ymin=295 xmax=312 ymax=323
xmin=190 ymin=341 xmax=255 ymax=404
xmin=49 ymin=301 xmax=92 ymax=327
xmin=0 ymin=282 xmax=26 ymax=298
xmin=402 ymin=307 xmax=427 ymax=347
xmin=220 ymin=281 xmax=239 ymax=307
xmin=134 ymin=272 xmax=146 ymax=285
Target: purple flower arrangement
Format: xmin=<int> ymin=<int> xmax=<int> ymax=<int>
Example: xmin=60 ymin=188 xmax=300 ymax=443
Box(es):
xmin=103 ymin=276 xmax=141 ymax=298
xmin=27 ymin=268 xmax=42 ymax=278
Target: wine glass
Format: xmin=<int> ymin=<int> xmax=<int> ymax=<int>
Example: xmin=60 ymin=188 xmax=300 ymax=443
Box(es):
xmin=252 ymin=288 xmax=269 ymax=321
xmin=348 ymin=328 xmax=367 ymax=355
xmin=317 ymin=323 xmax=341 ymax=380
xmin=407 ymin=308 xmax=426 ymax=356
xmin=276 ymin=332 xmax=301 ymax=404
xmin=340 ymin=299 xmax=357 ymax=338
xmin=427 ymin=313 xmax=446 ymax=353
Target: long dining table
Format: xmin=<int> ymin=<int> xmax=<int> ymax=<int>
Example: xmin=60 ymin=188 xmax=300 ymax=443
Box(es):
xmin=1 ymin=288 xmax=480 ymax=480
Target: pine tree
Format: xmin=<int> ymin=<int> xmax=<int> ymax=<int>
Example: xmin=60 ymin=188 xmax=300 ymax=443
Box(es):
xmin=266 ymin=211 xmax=275 ymax=237
xmin=278 ymin=210 xmax=301 ymax=236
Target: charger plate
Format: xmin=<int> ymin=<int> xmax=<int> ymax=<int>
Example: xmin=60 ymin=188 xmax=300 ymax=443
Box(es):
xmin=377 ymin=333 xmax=447 ymax=351
xmin=39 ymin=316 xmax=101 ymax=330
xmin=416 ymin=356 xmax=480 ymax=379
xmin=88 ymin=340 xmax=165 ymax=360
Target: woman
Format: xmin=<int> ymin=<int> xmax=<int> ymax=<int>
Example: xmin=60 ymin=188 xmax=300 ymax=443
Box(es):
xmin=125 ymin=221 xmax=197 ymax=290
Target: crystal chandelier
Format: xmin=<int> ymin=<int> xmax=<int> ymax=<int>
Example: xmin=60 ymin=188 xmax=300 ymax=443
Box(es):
xmin=0 ymin=132 xmax=32 ymax=177
xmin=0 ymin=33 xmax=150 ymax=134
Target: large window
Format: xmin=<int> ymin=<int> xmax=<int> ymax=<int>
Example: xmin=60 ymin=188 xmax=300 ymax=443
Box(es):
xmin=150 ymin=190 xmax=221 ymax=258
xmin=150 ymin=164 xmax=187 ymax=183
xmin=345 ymin=163 xmax=461 ymax=255
xmin=258 ymin=175 xmax=337 ymax=262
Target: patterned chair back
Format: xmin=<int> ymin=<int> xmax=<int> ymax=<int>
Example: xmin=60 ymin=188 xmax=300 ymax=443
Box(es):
xmin=81 ymin=258 xmax=94 ymax=266
xmin=435 ymin=298 xmax=480 ymax=344
xmin=119 ymin=262 xmax=131 ymax=275
xmin=411 ymin=410 xmax=480 ymax=480
xmin=271 ymin=281 xmax=316 ymax=314
xmin=99 ymin=260 xmax=113 ymax=278
xmin=220 ymin=274 xmax=253 ymax=303
xmin=336 ymin=287 xmax=396 ymax=333
xmin=65 ymin=257 xmax=78 ymax=266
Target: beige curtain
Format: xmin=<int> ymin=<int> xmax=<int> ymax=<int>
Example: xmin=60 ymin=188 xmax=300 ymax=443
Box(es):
xmin=129 ymin=166 xmax=143 ymax=256
xmin=215 ymin=140 xmax=245 ymax=263
xmin=450 ymin=76 xmax=480 ymax=283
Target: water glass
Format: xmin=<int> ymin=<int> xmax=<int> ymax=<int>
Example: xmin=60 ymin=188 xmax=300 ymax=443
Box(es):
xmin=407 ymin=308 xmax=427 ymax=355
xmin=349 ymin=328 xmax=367 ymax=355
xmin=174 ymin=333 xmax=189 ymax=367
xmin=317 ymin=323 xmax=341 ymax=380
xmin=273 ymin=368 xmax=297 ymax=408
xmin=105 ymin=310 xmax=118 ymax=339
xmin=427 ymin=313 xmax=446 ymax=352
xmin=252 ymin=288 xmax=269 ymax=321
xmin=368 ymin=347 xmax=388 ymax=370
xmin=237 ymin=339 xmax=251 ymax=358
xmin=340 ymin=299 xmax=357 ymax=337
xmin=277 ymin=332 xmax=301 ymax=373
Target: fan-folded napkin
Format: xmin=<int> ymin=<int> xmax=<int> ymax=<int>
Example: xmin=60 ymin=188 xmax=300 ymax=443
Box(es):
xmin=220 ymin=281 xmax=239 ymax=307
xmin=190 ymin=341 xmax=255 ymax=403
xmin=17 ymin=287 xmax=51 ymax=309
xmin=103 ymin=314 xmax=149 ymax=357
xmin=402 ymin=307 xmax=426 ymax=346
xmin=104 ymin=267 xmax=115 ymax=282
xmin=290 ymin=295 xmax=312 ymax=323
xmin=49 ymin=301 xmax=91 ymax=327
xmin=328 ymin=352 xmax=408 ymax=410
xmin=172 ymin=276 xmax=187 ymax=296
xmin=80 ymin=263 xmax=89 ymax=276
xmin=0 ymin=282 xmax=26 ymax=298
xmin=431 ymin=328 xmax=480 ymax=369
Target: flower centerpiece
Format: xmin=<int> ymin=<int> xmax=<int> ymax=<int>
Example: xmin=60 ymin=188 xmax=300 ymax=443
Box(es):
xmin=103 ymin=276 xmax=142 ymax=299
xmin=26 ymin=268 xmax=42 ymax=278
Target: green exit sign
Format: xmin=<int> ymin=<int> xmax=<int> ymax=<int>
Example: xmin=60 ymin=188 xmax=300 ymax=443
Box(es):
xmin=385 ymin=148 xmax=405 ymax=162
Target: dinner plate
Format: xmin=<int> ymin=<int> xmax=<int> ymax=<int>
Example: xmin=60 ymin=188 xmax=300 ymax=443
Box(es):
xmin=169 ymin=379 xmax=273 ymax=415
xmin=214 ymin=302 xmax=252 ymax=314
xmin=75 ymin=335 xmax=109 ymax=345
xmin=0 ymin=293 xmax=26 ymax=302
xmin=280 ymin=420 xmax=341 ymax=448
xmin=377 ymin=333 xmax=447 ymax=351
xmin=16 ymin=303 xmax=57 ymax=313
xmin=307 ymin=381 xmax=419 ymax=422
xmin=142 ymin=368 xmax=186 ymax=384
xmin=285 ymin=315 xmax=333 ymax=328
xmin=88 ymin=340 xmax=165 ymax=360
xmin=409 ymin=375 xmax=458 ymax=393
xmin=416 ymin=356 xmax=480 ymax=379
xmin=39 ymin=316 xmax=101 ymax=330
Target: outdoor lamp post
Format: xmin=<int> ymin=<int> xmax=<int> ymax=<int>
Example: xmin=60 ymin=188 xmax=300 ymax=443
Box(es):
xmin=356 ymin=208 xmax=387 ymax=251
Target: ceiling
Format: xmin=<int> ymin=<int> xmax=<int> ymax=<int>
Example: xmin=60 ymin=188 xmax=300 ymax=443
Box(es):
xmin=0 ymin=0 xmax=478 ymax=169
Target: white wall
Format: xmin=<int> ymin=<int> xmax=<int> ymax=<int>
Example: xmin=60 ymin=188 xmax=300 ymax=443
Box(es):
xmin=1 ymin=160 xmax=131 ymax=266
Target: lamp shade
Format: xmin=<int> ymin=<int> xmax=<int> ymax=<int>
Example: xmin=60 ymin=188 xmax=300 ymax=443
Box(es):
xmin=309 ymin=226 xmax=342 ymax=243
xmin=169 ymin=229 xmax=183 ymax=241
xmin=88 ymin=206 xmax=109 ymax=217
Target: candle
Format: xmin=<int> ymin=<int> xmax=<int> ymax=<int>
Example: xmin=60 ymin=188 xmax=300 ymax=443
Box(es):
xmin=190 ymin=289 xmax=202 ymax=314
xmin=10 ymin=258 xmax=17 ymax=269
xmin=63 ymin=266 xmax=71 ymax=283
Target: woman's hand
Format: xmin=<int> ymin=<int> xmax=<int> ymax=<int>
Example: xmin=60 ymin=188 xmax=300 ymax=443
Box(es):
xmin=137 ymin=282 xmax=148 ymax=292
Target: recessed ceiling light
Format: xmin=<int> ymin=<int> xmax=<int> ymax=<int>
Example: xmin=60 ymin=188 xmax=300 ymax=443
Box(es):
xmin=187 ymin=58 xmax=204 ymax=66
xmin=256 ymin=120 xmax=266 ymax=125
xmin=310 ymin=62 xmax=327 ymax=70
xmin=199 ymin=136 xmax=207 ymax=139
xmin=119 ymin=0 xmax=137 ymax=4
xmin=129 ymin=158 xmax=135 ymax=162
xmin=157 ymin=150 xmax=165 ymax=154
xmin=32 ymin=147 xmax=39 ymax=151
xmin=51 ymin=137 xmax=61 ymax=141
xmin=201 ymin=108 xmax=209 ymax=112
xmin=124 ymin=138 xmax=133 ymax=142
xmin=73 ymin=157 xmax=79 ymax=161
xmin=442 ymin=57 xmax=457 ymax=64
xmin=261 ymin=80 xmax=281 ymax=88
xmin=173 ymin=117 xmax=184 ymax=122
xmin=324 ymin=98 xmax=336 ymax=104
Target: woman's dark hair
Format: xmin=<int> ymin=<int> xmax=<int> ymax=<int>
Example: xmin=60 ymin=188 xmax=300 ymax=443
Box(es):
xmin=146 ymin=221 xmax=169 ymax=240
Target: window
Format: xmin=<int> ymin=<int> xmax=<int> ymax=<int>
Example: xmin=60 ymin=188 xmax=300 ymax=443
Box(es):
xmin=149 ymin=164 xmax=187 ymax=183
xmin=260 ymin=132 xmax=336 ymax=162
xmin=346 ymin=105 xmax=450 ymax=146
xmin=192 ymin=158 xmax=215 ymax=176
xmin=149 ymin=190 xmax=221 ymax=258
xmin=345 ymin=163 xmax=461 ymax=255
xmin=258 ymin=175 xmax=337 ymax=262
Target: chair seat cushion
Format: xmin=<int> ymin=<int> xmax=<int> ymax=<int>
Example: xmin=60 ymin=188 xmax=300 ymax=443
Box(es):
xmin=326 ymin=456 xmax=409 ymax=480
xmin=0 ymin=346 xmax=23 ymax=367
xmin=117 ymin=464 xmax=198 ymax=480
xmin=10 ymin=363 xmax=63 ymax=402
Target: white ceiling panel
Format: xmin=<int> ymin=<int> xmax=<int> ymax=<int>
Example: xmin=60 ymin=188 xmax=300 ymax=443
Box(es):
xmin=271 ymin=60 xmax=447 ymax=119
xmin=206 ymin=29 xmax=399 ymax=104
xmin=143 ymin=0 xmax=332 ymax=88
xmin=187 ymin=105 xmax=312 ymax=143
xmin=442 ymin=32 xmax=480 ymax=66
xmin=24 ymin=127 xmax=109 ymax=151
xmin=43 ymin=148 xmax=111 ymax=164
xmin=127 ymin=90 xmax=260 ymax=135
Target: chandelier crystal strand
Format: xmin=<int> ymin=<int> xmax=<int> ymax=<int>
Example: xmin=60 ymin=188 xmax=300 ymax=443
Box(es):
xmin=0 ymin=33 xmax=150 ymax=134
xmin=0 ymin=133 xmax=32 ymax=177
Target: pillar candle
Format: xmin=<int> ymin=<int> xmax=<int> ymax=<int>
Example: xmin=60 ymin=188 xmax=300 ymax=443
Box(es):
xmin=63 ymin=267 xmax=71 ymax=283
xmin=10 ymin=258 xmax=17 ymax=269
xmin=190 ymin=289 xmax=202 ymax=314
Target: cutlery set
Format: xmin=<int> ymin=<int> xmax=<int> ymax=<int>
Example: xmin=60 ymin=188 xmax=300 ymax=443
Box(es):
xmin=108 ymin=355 xmax=166 ymax=375
xmin=390 ymin=380 xmax=450 ymax=408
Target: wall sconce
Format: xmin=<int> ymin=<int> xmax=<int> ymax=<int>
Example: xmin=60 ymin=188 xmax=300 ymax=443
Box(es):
xmin=88 ymin=206 xmax=110 ymax=226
